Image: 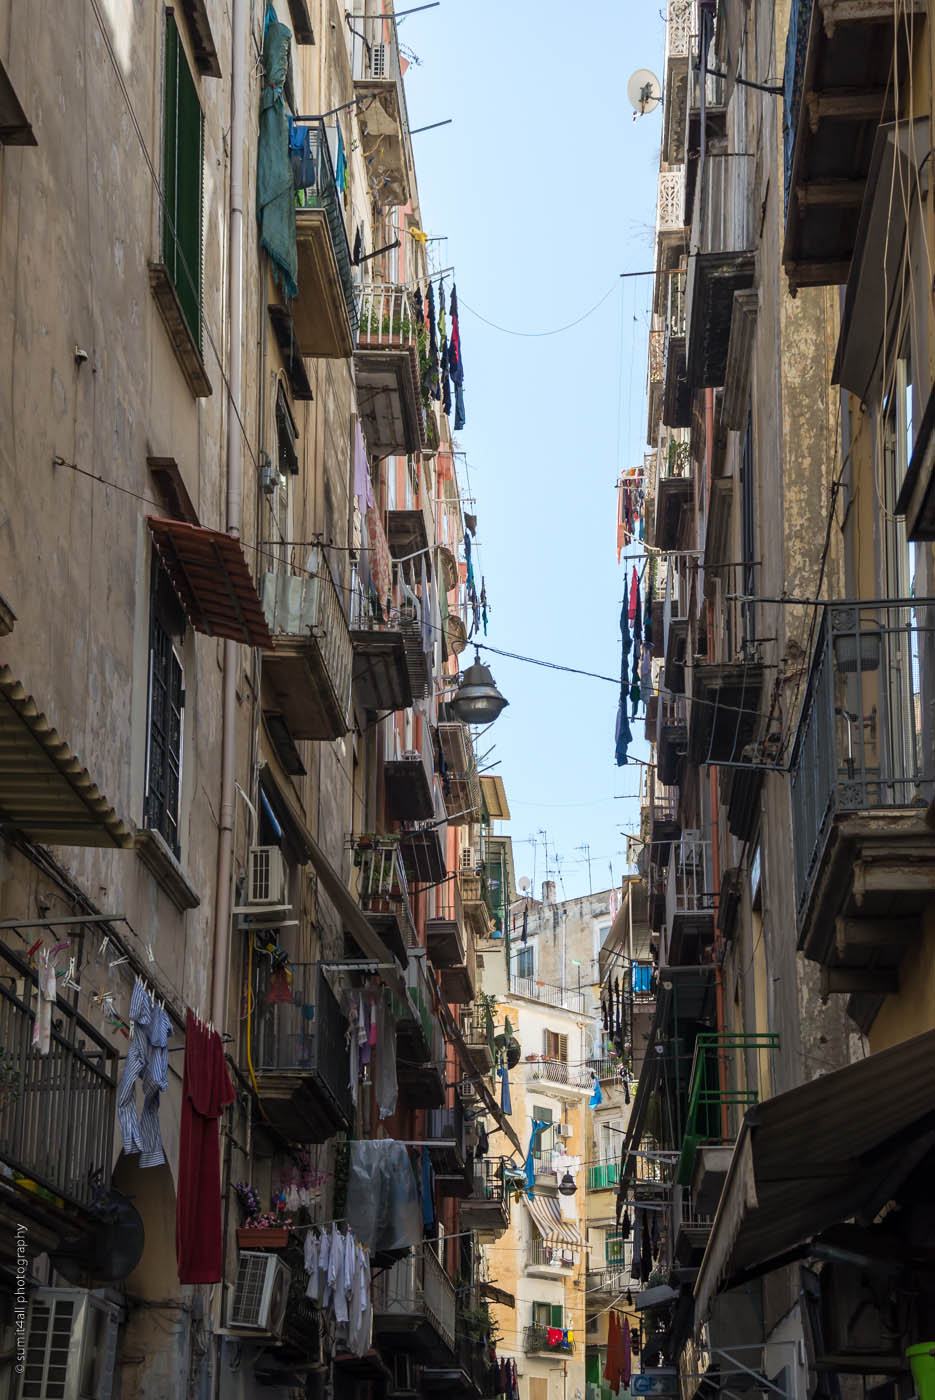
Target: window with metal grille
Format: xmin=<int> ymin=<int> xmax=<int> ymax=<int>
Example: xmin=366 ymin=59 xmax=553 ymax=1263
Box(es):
xmin=162 ymin=12 xmax=204 ymax=349
xmin=144 ymin=564 xmax=186 ymax=855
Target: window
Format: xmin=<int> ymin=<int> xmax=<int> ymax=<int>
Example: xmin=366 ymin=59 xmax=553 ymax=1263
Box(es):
xmin=276 ymin=383 xmax=299 ymax=477
xmin=163 ymin=13 xmax=204 ymax=350
xmin=543 ymin=1030 xmax=568 ymax=1063
xmin=533 ymin=1302 xmax=563 ymax=1328
xmin=144 ymin=564 xmax=186 ymax=855
xmin=532 ymin=1104 xmax=553 ymax=1161
xmin=514 ymin=946 xmax=534 ymax=979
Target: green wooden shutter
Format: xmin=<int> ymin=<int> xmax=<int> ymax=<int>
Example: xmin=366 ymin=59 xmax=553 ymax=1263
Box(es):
xmin=163 ymin=14 xmax=203 ymax=349
xmin=550 ymin=1304 xmax=563 ymax=1328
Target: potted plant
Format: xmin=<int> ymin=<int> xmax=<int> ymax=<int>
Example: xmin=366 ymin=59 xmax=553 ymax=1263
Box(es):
xmin=234 ymin=1183 xmax=293 ymax=1249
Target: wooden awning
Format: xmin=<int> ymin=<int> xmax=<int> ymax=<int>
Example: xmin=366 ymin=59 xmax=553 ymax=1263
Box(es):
xmin=0 ymin=667 xmax=133 ymax=848
xmin=147 ymin=517 xmax=273 ymax=648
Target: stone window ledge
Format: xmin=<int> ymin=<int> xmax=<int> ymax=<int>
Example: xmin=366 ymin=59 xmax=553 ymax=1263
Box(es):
xmin=137 ymin=827 xmax=201 ymax=912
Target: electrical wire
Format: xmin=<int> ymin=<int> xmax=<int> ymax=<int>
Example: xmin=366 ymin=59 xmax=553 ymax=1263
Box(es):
xmin=458 ymin=282 xmax=618 ymax=338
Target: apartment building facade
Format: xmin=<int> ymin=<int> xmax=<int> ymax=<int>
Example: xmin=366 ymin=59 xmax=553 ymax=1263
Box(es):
xmin=0 ymin=4 xmax=519 ymax=1398
xmin=619 ymin=1 xmax=935 ymax=1398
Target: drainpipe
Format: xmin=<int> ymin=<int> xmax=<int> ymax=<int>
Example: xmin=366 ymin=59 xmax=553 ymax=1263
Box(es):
xmin=704 ymin=385 xmax=729 ymax=1142
xmin=212 ymin=0 xmax=247 ymax=1033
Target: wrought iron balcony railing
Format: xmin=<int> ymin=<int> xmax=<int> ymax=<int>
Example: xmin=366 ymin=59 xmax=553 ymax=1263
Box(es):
xmin=789 ymin=599 xmax=935 ymax=921
xmin=290 ymin=117 xmax=358 ymax=336
xmin=372 ymin=1244 xmax=456 ymax=1352
xmin=677 ymin=1031 xmax=779 ymax=1185
xmin=508 ymin=976 xmax=587 ymax=1013
xmin=523 ymin=1324 xmax=575 ymax=1356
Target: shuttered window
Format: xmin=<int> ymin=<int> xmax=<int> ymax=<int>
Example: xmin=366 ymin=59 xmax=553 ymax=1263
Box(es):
xmin=544 ymin=1030 xmax=568 ymax=1062
xmin=162 ymin=13 xmax=204 ymax=350
xmin=144 ymin=564 xmax=186 ymax=855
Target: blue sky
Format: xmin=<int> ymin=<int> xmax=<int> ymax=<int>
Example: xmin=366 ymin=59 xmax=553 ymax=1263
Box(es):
xmin=403 ymin=1 xmax=665 ymax=900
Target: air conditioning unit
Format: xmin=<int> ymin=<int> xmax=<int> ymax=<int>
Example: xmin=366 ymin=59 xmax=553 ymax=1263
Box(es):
xmin=248 ymin=846 xmax=287 ymax=906
xmin=370 ymin=42 xmax=389 ymax=79
xmin=459 ymin=848 xmax=475 ymax=870
xmin=556 ymin=1123 xmax=573 ymax=1140
xmin=229 ymin=1252 xmax=290 ymax=1337
xmin=390 ymin=1353 xmax=417 ymax=1393
xmin=20 ymin=1289 xmax=121 ymax=1400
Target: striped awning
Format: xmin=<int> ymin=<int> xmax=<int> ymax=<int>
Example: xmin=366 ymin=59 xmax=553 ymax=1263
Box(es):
xmin=0 ymin=667 xmax=133 ymax=848
xmin=524 ymin=1194 xmax=583 ymax=1247
xmin=147 ymin=517 xmax=273 ymax=648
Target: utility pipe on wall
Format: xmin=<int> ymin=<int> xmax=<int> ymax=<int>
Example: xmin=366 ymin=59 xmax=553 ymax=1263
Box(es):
xmin=212 ymin=0 xmax=247 ymax=1033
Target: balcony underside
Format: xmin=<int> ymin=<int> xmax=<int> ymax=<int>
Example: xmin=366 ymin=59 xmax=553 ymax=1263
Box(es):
xmin=351 ymin=629 xmax=412 ymax=711
xmin=692 ymin=1143 xmax=734 ymax=1216
xmin=355 ymin=346 xmax=423 ymax=458
xmin=397 ymin=1060 xmax=446 ymax=1108
xmin=686 ymin=252 xmax=756 ymax=389
xmin=675 ymin=1222 xmax=711 ymax=1266
xmin=726 ymin=763 xmax=764 ymax=840
xmin=688 ymin=662 xmax=764 ymax=764
xmin=426 ymin=917 xmax=464 ymax=968
xmin=372 ymin=1312 xmax=450 ymax=1360
xmin=460 ymin=1199 xmax=509 ymax=1235
xmin=656 ymin=476 xmax=693 ymax=552
xmin=356 ymin=910 xmax=410 ymax=967
xmin=385 ymin=758 xmax=434 ymax=821
xmin=797 ymin=810 xmax=935 ymax=1032
xmin=435 ymin=1162 xmax=472 ymax=1199
xmin=292 ymin=207 xmax=355 ymax=357
xmin=464 ymin=1037 xmax=494 ymax=1073
xmin=658 ymin=721 xmax=688 ymax=786
xmin=401 ymin=828 xmax=446 ymax=884
xmin=262 ymin=640 xmax=351 ymax=741
xmin=782 ymin=1 xmax=921 ymax=291
xmin=649 ymin=814 xmax=681 ymax=858
xmin=664 ymin=618 xmax=689 ymax=694
xmin=354 ymin=80 xmax=410 ymax=207
xmin=440 ymin=962 xmax=475 ymax=1004
xmin=644 ymin=692 xmax=659 ymax=742
xmin=663 ymin=336 xmax=692 ymax=429
xmin=253 ymin=1070 xmax=351 ymax=1142
xmin=666 ymin=910 xmax=715 ymax=967
xmin=387 ymin=508 xmax=430 ymax=562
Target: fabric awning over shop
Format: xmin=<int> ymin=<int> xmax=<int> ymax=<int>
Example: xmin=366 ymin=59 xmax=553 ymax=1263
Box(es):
xmin=0 ymin=666 xmax=132 ymax=848
xmin=147 ymin=517 xmax=274 ymax=648
xmin=525 ymin=1194 xmax=584 ymax=1247
xmin=694 ymin=1029 xmax=935 ymax=1322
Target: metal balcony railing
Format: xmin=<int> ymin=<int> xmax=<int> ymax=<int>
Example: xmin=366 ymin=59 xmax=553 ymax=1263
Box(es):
xmin=665 ymin=836 xmax=714 ymax=930
xmin=372 ymin=1246 xmax=455 ymax=1352
xmin=586 ymin=1264 xmax=630 ymax=1294
xmin=0 ymin=940 xmax=118 ymax=1209
xmin=649 ymin=327 xmax=665 ymax=385
xmin=464 ymin=997 xmax=496 ymax=1062
xmin=290 ymin=118 xmax=358 ymax=335
xmin=260 ymin=550 xmax=354 ymax=730
xmin=471 ymin=1157 xmax=507 ymax=1205
xmin=528 ymin=1239 xmax=578 ymax=1270
xmin=677 ymin=1032 xmax=779 ymax=1185
xmin=353 ymin=835 xmax=417 ymax=945
xmin=508 ymin=976 xmax=587 ymax=1013
xmin=587 ymin=1159 xmax=621 ymax=1191
xmin=523 ymin=1325 xmax=575 ymax=1356
xmin=585 ymin=1057 xmax=627 ymax=1083
xmin=396 ymin=950 xmax=445 ymax=1065
xmin=527 ymin=1057 xmax=593 ymax=1089
xmin=789 ymin=599 xmax=935 ymax=921
xmin=252 ymin=962 xmax=353 ymax=1124
xmin=358 ymin=282 xmax=416 ymax=351
xmin=783 ymin=0 xmax=813 ymax=219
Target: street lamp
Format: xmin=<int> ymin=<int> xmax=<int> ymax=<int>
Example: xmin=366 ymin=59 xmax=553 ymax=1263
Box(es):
xmin=558 ymin=1171 xmax=577 ymax=1197
xmin=450 ymin=650 xmax=509 ymax=726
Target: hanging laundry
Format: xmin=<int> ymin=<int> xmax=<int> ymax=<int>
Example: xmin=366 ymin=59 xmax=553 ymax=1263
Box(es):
xmin=631 ymin=580 xmax=643 ymax=717
xmin=358 ymin=993 xmax=370 ymax=1067
xmin=640 ymin=1211 xmax=652 ymax=1281
xmin=421 ymin=1147 xmax=436 ymax=1230
xmin=630 ymin=1207 xmax=642 ymax=1280
xmin=439 ymin=277 xmax=453 ymax=415
xmin=176 ymin=1011 xmax=235 ymax=1284
xmin=629 ymin=566 xmax=639 ymax=622
xmin=304 ymin=1228 xmax=320 ymax=1302
xmin=616 ymin=479 xmax=627 ymax=563
xmin=464 ymin=512 xmax=477 ymax=536
xmin=413 ymin=285 xmax=425 ymax=327
xmin=118 ymin=979 xmax=170 ymax=1168
xmin=621 ymin=1205 xmax=631 ymax=1240
xmin=32 ymin=948 xmax=56 ymax=1055
xmin=615 ymin=699 xmax=632 ymax=767
xmin=464 ymin=531 xmax=475 ymax=592
xmin=522 ymin=901 xmax=529 ymax=944
xmin=480 ymin=578 xmax=489 ymax=635
xmin=449 ymin=284 xmax=466 ymax=429
xmin=525 ymin=1119 xmax=550 ymax=1195
xmin=650 ymin=1210 xmax=660 ymax=1259
xmin=499 ymin=1057 xmax=512 ymax=1115
xmin=426 ymin=281 xmax=440 ymax=400
xmin=589 ymin=1076 xmax=603 ymax=1109
xmin=622 ymin=1309 xmax=633 ymax=1389
xmin=352 ymin=225 xmax=362 ymax=266
xmin=375 ymin=989 xmax=398 ymax=1120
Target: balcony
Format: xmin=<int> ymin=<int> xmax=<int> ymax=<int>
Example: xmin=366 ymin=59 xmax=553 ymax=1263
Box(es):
xmin=523 ymin=1325 xmax=575 ymax=1358
xmin=685 ymin=251 xmax=755 ymax=390
xmin=372 ymin=1245 xmax=456 ymax=1356
xmin=353 ymin=835 xmax=416 ymax=962
xmin=508 ymin=976 xmax=587 ymax=1014
xmin=587 ymin=1159 xmax=621 ymax=1192
xmin=585 ymin=1057 xmax=627 ymax=1085
xmin=432 ymin=904 xmax=476 ymax=1005
xmin=647 ymin=325 xmax=665 ymax=446
xmin=526 ymin=1238 xmax=577 ymax=1276
xmin=288 ymin=119 xmax=357 ymax=357
xmin=676 ymin=1032 xmax=778 ymax=1187
xmin=463 ymin=997 xmax=496 ymax=1072
xmin=0 ymin=939 xmax=118 ymax=1217
xmin=662 ymin=0 xmax=692 ymax=164
xmin=428 ymin=1099 xmax=470 ymax=1194
xmin=587 ymin=1265 xmax=630 ymax=1298
xmin=260 ymin=554 xmax=353 ymax=740
xmin=782 ymin=0 xmax=923 ymax=292
xmin=790 ymin=599 xmax=935 ymax=1031
xmin=527 ymin=1057 xmax=594 ymax=1092
xmin=251 ymin=962 xmax=353 ymax=1141
xmin=461 ymin=1159 xmax=510 ymax=1236
xmin=662 ymin=562 xmax=692 ymax=694
xmin=655 ymin=442 xmax=693 ymax=553
xmin=423 ymin=1334 xmax=499 ymax=1400
xmin=674 ymin=1204 xmax=713 ymax=1266
xmin=349 ymin=585 xmax=414 ymax=713
xmin=656 ymin=693 xmax=688 ymax=787
xmin=663 ymin=836 xmax=715 ymax=966
xmin=662 ymin=325 xmax=691 ymax=430
xmin=688 ymin=661 xmax=764 ymax=765
xmin=437 ymin=720 xmax=482 ymax=825
xmin=427 ymin=878 xmax=465 ymax=967
xmin=394 ymin=951 xmax=446 ymax=1108
xmin=385 ymin=728 xmax=435 ymax=822
xmin=355 ymin=285 xmax=424 ymax=458
xmin=350 ymin=12 xmax=411 ymax=208
xmin=459 ymin=862 xmax=494 ymax=940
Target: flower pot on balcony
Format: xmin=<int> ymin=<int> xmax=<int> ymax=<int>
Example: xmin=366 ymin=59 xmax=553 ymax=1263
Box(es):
xmin=907 ymin=1344 xmax=935 ymax=1400
xmin=236 ymin=1227 xmax=290 ymax=1250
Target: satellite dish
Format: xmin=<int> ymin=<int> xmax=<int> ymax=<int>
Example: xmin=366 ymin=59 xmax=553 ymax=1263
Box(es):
xmin=518 ymin=876 xmax=531 ymax=892
xmin=627 ymin=69 xmax=662 ymax=118
xmin=53 ymin=1189 xmax=145 ymax=1285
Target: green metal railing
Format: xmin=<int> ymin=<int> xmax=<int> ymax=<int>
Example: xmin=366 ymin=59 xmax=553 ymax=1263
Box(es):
xmin=677 ymin=1032 xmax=779 ymax=1185
xmin=587 ymin=1160 xmax=620 ymax=1191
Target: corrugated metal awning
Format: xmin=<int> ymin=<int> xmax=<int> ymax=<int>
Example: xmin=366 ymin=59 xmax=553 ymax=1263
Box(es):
xmin=525 ymin=1194 xmax=583 ymax=1247
xmin=695 ymin=1029 xmax=935 ymax=1322
xmin=147 ymin=517 xmax=274 ymax=648
xmin=0 ymin=667 xmax=132 ymax=848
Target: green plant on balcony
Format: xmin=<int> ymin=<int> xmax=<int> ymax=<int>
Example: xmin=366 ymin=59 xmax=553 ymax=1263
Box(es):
xmin=457 ymin=1299 xmax=500 ymax=1345
xmin=665 ymin=439 xmax=691 ymax=478
xmin=363 ymin=307 xmax=412 ymax=339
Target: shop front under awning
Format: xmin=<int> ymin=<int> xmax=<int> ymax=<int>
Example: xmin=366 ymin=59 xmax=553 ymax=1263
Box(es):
xmin=0 ymin=666 xmax=132 ymax=848
xmin=147 ymin=517 xmax=273 ymax=648
xmin=525 ymin=1194 xmax=584 ymax=1247
xmin=694 ymin=1029 xmax=935 ymax=1323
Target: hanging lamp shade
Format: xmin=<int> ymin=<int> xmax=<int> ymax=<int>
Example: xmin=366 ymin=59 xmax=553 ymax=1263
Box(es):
xmin=450 ymin=651 xmax=509 ymax=726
